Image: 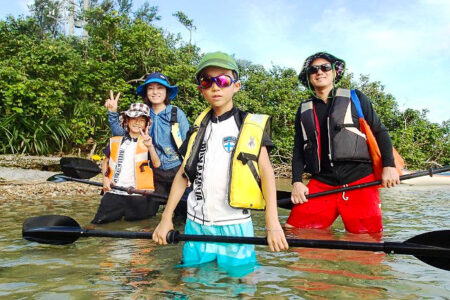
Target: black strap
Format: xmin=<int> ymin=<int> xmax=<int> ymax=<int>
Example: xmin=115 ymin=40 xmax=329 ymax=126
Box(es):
xmin=170 ymin=106 xmax=178 ymax=124
xmin=237 ymin=152 xmax=261 ymax=189
xmin=138 ymin=161 xmax=148 ymax=173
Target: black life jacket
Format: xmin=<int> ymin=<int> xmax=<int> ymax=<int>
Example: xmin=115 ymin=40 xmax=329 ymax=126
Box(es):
xmin=300 ymin=88 xmax=371 ymax=174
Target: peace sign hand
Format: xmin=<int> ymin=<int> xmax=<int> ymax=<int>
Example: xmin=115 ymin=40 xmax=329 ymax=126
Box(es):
xmin=140 ymin=126 xmax=153 ymax=149
xmin=105 ymin=90 xmax=120 ymax=113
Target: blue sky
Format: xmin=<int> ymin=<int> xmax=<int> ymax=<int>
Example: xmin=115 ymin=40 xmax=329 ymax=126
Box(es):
xmin=2 ymin=0 xmax=449 ymax=123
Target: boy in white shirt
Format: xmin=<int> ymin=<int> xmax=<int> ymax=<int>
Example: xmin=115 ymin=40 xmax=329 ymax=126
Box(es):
xmin=152 ymin=52 xmax=288 ymax=274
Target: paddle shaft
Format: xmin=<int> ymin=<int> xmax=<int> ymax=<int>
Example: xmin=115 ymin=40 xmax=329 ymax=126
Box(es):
xmin=177 ymin=234 xmax=449 ymax=258
xmin=278 ymin=166 xmax=450 ymax=206
xmin=25 ymin=227 xmax=450 ymax=259
xmin=307 ymin=166 xmax=450 ymax=199
xmin=58 ymin=175 xmax=169 ymax=201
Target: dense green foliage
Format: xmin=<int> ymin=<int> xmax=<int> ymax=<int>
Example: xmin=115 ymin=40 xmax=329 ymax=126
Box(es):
xmin=0 ymin=0 xmax=448 ymax=170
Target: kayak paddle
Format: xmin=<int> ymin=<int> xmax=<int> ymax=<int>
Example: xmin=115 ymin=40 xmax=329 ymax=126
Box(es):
xmin=23 ymin=215 xmax=450 ymax=271
xmin=47 ymin=174 xmax=169 ymax=201
xmin=49 ymin=157 xmax=170 ymax=201
xmin=55 ymin=158 xmax=450 ymax=210
xmin=60 ymin=157 xmax=102 ymax=179
xmin=277 ymin=165 xmax=450 ymax=209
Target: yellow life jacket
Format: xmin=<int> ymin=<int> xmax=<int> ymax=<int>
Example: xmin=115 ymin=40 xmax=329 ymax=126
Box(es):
xmin=108 ymin=136 xmax=154 ymax=191
xmin=182 ymin=108 xmax=270 ymax=210
xmin=229 ymin=113 xmax=270 ymax=210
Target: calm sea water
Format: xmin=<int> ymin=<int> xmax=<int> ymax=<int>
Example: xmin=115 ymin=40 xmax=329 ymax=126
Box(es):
xmin=1 ymin=183 xmax=449 ymax=299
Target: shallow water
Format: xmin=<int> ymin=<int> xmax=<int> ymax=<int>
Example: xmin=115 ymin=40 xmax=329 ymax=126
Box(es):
xmin=1 ymin=184 xmax=449 ymax=299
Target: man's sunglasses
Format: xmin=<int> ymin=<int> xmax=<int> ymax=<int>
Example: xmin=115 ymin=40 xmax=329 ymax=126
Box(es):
xmin=198 ymin=75 xmax=237 ymax=89
xmin=308 ymin=63 xmax=333 ymax=75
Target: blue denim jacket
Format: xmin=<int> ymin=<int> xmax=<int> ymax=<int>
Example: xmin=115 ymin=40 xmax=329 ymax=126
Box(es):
xmin=108 ymin=105 xmax=190 ymax=170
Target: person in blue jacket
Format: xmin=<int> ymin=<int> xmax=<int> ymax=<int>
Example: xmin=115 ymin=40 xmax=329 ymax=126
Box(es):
xmin=105 ymin=72 xmax=190 ymax=213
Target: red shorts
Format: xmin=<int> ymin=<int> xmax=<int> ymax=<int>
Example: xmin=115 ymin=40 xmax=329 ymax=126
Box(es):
xmin=286 ymin=174 xmax=382 ymax=234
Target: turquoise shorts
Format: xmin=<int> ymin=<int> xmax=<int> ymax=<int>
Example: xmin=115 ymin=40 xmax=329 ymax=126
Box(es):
xmin=181 ymin=219 xmax=258 ymax=276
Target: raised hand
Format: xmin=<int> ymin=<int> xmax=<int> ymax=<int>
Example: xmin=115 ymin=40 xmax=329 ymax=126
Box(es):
xmin=105 ymin=90 xmax=120 ymax=113
xmin=140 ymin=125 xmax=153 ymax=149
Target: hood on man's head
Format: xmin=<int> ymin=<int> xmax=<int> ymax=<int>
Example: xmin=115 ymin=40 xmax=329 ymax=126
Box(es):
xmin=119 ymin=103 xmax=151 ymax=130
xmin=195 ymin=51 xmax=239 ymax=81
xmin=136 ymin=72 xmax=178 ymax=101
xmin=298 ymin=52 xmax=346 ymax=90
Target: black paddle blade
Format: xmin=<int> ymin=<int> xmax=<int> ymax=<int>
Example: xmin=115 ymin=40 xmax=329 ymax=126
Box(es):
xmin=406 ymin=230 xmax=450 ymax=271
xmin=46 ymin=174 xmax=69 ymax=182
xmin=22 ymin=215 xmax=81 ymax=245
xmin=60 ymin=157 xmax=101 ymax=179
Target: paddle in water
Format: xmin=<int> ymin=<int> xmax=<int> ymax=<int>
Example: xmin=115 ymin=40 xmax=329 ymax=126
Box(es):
xmin=55 ymin=158 xmax=450 ymax=210
xmin=277 ymin=165 xmax=450 ymax=209
xmin=22 ymin=215 xmax=450 ymax=271
xmin=48 ymin=158 xmax=169 ymax=201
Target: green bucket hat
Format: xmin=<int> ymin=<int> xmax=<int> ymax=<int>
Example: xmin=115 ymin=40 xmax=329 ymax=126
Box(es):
xmin=298 ymin=52 xmax=346 ymax=91
xmin=195 ymin=51 xmax=239 ymax=81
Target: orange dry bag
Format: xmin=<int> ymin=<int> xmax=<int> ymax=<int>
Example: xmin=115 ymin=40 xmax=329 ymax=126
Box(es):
xmin=350 ymin=90 xmax=404 ymax=180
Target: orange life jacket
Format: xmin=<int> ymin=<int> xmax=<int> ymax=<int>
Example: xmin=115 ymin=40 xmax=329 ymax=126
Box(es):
xmin=107 ymin=136 xmax=154 ymax=191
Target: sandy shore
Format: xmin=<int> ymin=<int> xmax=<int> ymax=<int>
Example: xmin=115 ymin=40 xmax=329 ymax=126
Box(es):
xmin=0 ymin=167 xmax=100 ymax=201
xmin=0 ymin=154 xmax=293 ymax=201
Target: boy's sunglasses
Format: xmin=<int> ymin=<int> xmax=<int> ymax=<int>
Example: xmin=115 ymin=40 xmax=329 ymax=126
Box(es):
xmin=198 ymin=75 xmax=236 ymax=89
xmin=308 ymin=63 xmax=333 ymax=75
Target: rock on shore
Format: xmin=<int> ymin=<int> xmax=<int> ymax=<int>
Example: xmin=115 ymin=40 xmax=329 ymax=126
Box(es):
xmin=0 ymin=155 xmax=100 ymax=201
xmin=0 ymin=154 xmax=62 ymax=171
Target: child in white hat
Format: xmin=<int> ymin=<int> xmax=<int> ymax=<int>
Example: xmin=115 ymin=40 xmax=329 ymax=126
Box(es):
xmin=91 ymin=103 xmax=161 ymax=224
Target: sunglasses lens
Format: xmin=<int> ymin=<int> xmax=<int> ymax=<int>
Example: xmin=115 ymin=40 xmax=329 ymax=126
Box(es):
xmin=308 ymin=65 xmax=319 ymax=75
xmin=308 ymin=64 xmax=332 ymax=75
xmin=216 ymin=75 xmax=232 ymax=87
xmin=199 ymin=78 xmax=213 ymax=89
xmin=321 ymin=64 xmax=332 ymax=72
xmin=199 ymin=75 xmax=233 ymax=89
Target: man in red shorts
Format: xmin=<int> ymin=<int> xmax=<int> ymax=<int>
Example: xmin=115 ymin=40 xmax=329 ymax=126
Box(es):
xmin=286 ymin=52 xmax=400 ymax=234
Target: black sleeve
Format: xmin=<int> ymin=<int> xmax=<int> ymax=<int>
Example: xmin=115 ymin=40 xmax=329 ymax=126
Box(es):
xmin=103 ymin=143 xmax=111 ymax=158
xmin=261 ymin=131 xmax=274 ymax=153
xmin=292 ymin=105 xmax=305 ymax=183
xmin=356 ymin=90 xmax=395 ymax=167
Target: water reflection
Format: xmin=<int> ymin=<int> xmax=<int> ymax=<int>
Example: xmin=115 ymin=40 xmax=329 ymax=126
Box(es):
xmin=285 ymin=228 xmax=389 ymax=298
xmin=0 ymin=185 xmax=449 ymax=298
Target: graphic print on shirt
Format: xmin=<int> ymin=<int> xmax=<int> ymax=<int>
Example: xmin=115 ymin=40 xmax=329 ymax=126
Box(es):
xmin=112 ymin=145 xmax=126 ymax=184
xmin=164 ymin=146 xmax=178 ymax=162
xmin=222 ymin=136 xmax=236 ymax=153
xmin=192 ymin=141 xmax=207 ymax=220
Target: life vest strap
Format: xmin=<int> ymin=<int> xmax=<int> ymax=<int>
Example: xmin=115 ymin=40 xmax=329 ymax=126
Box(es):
xmin=138 ymin=161 xmax=148 ymax=173
xmin=237 ymin=152 xmax=261 ymax=189
xmin=170 ymin=106 xmax=178 ymax=124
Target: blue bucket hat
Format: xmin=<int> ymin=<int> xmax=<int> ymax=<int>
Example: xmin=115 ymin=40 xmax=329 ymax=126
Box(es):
xmin=136 ymin=72 xmax=178 ymax=101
